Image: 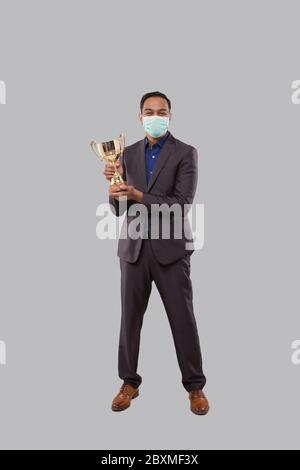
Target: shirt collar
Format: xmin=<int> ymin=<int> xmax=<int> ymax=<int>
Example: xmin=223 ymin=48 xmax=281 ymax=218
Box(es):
xmin=144 ymin=130 xmax=170 ymax=148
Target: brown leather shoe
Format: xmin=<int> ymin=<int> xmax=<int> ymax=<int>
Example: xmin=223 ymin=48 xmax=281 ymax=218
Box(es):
xmin=111 ymin=383 xmax=139 ymax=412
xmin=189 ymin=389 xmax=209 ymax=415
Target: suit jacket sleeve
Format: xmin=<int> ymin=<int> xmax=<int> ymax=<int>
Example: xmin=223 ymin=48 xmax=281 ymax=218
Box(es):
xmin=141 ymin=147 xmax=198 ymax=209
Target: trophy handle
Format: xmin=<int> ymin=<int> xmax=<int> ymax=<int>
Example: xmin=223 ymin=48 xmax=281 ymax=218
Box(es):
xmin=119 ymin=133 xmax=125 ymax=156
xmin=90 ymin=141 xmax=104 ymax=160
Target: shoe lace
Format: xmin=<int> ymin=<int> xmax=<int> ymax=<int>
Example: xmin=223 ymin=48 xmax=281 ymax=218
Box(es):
xmin=120 ymin=383 xmax=132 ymax=397
xmin=190 ymin=389 xmax=203 ymax=399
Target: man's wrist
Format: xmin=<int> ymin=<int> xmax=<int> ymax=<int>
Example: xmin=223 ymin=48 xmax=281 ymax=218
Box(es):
xmin=133 ymin=189 xmax=143 ymax=203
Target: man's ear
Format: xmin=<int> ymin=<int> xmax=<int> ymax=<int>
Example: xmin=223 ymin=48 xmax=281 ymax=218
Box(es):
xmin=138 ymin=113 xmax=143 ymax=124
xmin=169 ymin=112 xmax=172 ymax=122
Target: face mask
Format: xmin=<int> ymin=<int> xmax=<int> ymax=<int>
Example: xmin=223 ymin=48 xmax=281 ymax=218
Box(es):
xmin=142 ymin=116 xmax=170 ymax=138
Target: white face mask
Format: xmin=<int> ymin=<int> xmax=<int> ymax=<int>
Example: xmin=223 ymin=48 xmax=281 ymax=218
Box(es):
xmin=142 ymin=116 xmax=170 ymax=138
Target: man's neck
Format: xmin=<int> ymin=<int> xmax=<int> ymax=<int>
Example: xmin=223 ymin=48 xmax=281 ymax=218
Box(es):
xmin=146 ymin=131 xmax=168 ymax=148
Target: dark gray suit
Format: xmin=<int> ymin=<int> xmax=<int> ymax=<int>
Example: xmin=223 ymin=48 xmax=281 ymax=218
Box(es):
xmin=109 ymin=132 xmax=206 ymax=392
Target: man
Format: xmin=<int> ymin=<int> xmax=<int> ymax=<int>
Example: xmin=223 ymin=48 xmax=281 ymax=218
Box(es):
xmin=104 ymin=91 xmax=209 ymax=415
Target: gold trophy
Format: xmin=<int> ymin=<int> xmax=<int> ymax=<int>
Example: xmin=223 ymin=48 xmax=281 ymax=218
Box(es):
xmin=90 ymin=133 xmax=125 ymax=185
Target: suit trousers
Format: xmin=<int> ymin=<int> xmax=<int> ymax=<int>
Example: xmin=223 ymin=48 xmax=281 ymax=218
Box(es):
xmin=118 ymin=238 xmax=206 ymax=392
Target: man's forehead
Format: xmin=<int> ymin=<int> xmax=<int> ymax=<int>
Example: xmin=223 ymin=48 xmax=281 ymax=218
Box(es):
xmin=142 ymin=97 xmax=169 ymax=110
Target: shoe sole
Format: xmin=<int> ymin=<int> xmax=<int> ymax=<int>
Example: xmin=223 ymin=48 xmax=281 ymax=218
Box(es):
xmin=111 ymin=390 xmax=139 ymax=412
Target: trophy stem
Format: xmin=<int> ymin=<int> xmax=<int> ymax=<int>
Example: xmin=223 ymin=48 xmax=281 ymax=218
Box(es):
xmin=110 ymin=162 xmax=124 ymax=186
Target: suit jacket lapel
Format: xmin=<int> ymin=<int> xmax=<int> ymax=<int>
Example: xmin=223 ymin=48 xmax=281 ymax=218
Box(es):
xmin=133 ymin=132 xmax=175 ymax=192
xmin=146 ymin=133 xmax=175 ymax=192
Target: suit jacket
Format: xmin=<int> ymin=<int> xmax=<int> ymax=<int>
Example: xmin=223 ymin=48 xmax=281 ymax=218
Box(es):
xmin=109 ymin=132 xmax=198 ymax=265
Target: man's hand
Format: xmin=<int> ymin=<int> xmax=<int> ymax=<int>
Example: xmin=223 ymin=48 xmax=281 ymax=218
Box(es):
xmin=109 ymin=183 xmax=143 ymax=202
xmin=103 ymin=161 xmax=123 ymax=182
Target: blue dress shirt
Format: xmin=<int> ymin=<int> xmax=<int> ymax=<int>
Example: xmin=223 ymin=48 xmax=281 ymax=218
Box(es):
xmin=144 ymin=131 xmax=170 ymax=185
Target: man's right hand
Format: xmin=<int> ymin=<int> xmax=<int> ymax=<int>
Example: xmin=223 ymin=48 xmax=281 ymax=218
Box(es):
xmin=103 ymin=161 xmax=124 ymax=182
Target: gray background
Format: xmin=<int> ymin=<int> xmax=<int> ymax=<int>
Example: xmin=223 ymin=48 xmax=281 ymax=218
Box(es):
xmin=0 ymin=0 xmax=299 ymax=450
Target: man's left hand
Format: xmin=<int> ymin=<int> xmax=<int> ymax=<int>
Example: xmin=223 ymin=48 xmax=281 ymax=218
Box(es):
xmin=109 ymin=183 xmax=143 ymax=202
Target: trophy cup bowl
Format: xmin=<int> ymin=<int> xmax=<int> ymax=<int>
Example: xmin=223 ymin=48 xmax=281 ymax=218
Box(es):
xmin=90 ymin=133 xmax=125 ymax=186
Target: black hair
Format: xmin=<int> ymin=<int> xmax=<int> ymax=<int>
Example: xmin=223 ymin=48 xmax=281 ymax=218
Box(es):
xmin=140 ymin=91 xmax=171 ymax=112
